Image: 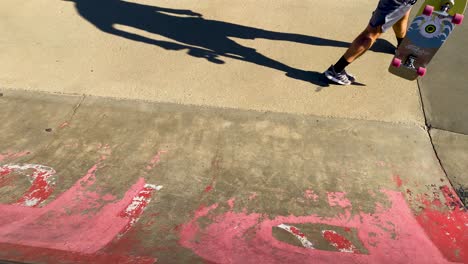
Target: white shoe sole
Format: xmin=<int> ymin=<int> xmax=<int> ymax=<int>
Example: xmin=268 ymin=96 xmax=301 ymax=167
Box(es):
xmin=324 ymin=71 xmax=351 ymax=85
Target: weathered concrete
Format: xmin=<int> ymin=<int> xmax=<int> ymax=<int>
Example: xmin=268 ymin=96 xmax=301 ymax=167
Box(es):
xmin=413 ymin=1 xmax=468 ymax=210
xmin=0 ymin=91 xmax=466 ymax=264
xmin=1 ymin=0 xmax=467 ymax=263
xmin=430 ymin=129 xmax=468 ymax=205
xmin=419 ymin=16 xmax=468 ymax=134
xmin=0 ymin=0 xmax=423 ymax=124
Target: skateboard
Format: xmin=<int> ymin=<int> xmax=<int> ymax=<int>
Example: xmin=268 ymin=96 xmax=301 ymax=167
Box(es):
xmin=389 ymin=0 xmax=466 ymax=80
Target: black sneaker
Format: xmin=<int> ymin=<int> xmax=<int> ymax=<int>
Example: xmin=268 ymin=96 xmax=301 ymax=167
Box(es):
xmin=324 ymin=65 xmax=354 ymax=85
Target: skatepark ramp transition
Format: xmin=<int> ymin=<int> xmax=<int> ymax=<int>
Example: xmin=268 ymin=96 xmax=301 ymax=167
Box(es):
xmin=418 ymin=18 xmax=468 ymax=207
xmin=0 ymin=0 xmax=467 ymax=263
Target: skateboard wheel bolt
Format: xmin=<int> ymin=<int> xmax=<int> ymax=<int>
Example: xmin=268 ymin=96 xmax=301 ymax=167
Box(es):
xmin=423 ymin=5 xmax=434 ymax=16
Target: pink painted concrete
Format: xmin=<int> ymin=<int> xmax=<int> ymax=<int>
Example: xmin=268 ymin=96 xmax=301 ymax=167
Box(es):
xmin=179 ymin=189 xmax=466 ymax=263
xmin=0 ymin=164 xmax=57 ymax=207
xmin=327 ymin=192 xmax=352 ymax=208
xmin=304 ymin=189 xmax=319 ymax=201
xmin=0 ymin=157 xmax=161 ymax=264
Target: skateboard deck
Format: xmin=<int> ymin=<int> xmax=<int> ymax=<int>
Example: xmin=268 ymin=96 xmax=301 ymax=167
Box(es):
xmin=389 ymin=0 xmax=467 ymax=80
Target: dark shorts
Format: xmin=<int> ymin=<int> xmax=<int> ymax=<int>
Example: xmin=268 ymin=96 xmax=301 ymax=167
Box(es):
xmin=369 ymin=0 xmax=417 ymax=32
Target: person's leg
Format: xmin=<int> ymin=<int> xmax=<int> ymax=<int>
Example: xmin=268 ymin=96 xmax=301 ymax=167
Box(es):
xmin=393 ymin=9 xmax=411 ymax=47
xmin=324 ymin=0 xmax=413 ymax=85
xmin=323 ymin=24 xmax=382 ymax=85
xmin=343 ymin=25 xmax=382 ymax=64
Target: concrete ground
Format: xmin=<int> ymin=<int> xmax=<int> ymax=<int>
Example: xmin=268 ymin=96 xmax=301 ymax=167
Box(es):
xmin=0 ymin=0 xmax=467 ymax=263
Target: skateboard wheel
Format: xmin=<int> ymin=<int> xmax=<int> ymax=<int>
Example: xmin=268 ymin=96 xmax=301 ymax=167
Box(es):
xmin=391 ymin=58 xmax=402 ymax=68
xmin=417 ymin=67 xmax=426 ymax=77
xmin=452 ymin=14 xmax=464 ymax=25
xmin=423 ymin=5 xmax=434 ymax=16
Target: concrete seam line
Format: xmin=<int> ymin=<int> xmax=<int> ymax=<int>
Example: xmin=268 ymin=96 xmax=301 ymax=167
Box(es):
xmin=416 ymin=79 xmax=429 ymax=129
xmin=426 ymin=128 xmax=466 ymax=208
xmin=70 ymin=95 xmax=86 ymax=121
xmin=426 ymin=126 xmax=468 ymax=137
xmin=418 ymin=79 xmax=466 ymax=207
xmin=0 ymin=88 xmax=424 ymax=128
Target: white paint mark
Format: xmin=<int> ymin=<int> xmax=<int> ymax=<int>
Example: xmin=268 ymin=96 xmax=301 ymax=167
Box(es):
xmin=118 ymin=183 xmax=162 ymax=237
xmin=1 ymin=164 xmax=57 ymax=207
xmin=277 ymin=224 xmax=314 ymax=249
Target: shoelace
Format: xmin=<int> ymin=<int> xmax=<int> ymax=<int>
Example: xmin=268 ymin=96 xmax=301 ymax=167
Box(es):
xmin=336 ymin=72 xmax=349 ymax=82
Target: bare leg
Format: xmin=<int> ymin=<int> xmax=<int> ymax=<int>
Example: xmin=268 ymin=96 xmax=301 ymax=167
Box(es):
xmin=343 ymin=24 xmax=382 ymax=63
xmin=392 ymin=9 xmax=412 ymax=38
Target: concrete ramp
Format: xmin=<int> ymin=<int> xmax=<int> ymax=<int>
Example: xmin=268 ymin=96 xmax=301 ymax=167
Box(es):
xmin=0 ymin=91 xmax=466 ymax=263
xmin=418 ymin=14 xmax=468 ymax=205
xmin=0 ymin=0 xmax=467 ymax=263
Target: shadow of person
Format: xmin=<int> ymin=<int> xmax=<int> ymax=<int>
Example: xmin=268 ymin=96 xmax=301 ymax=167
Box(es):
xmin=67 ymin=0 xmax=395 ymax=86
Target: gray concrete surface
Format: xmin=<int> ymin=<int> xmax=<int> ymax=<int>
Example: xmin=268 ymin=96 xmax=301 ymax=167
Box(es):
xmin=0 ymin=0 xmax=423 ymax=124
xmin=0 ymin=0 xmax=467 ymax=263
xmin=431 ymin=129 xmax=468 ymax=205
xmin=419 ymin=17 xmax=468 ymax=134
xmin=1 ymin=91 xmax=465 ymax=264
xmin=414 ymin=0 xmax=468 ymax=207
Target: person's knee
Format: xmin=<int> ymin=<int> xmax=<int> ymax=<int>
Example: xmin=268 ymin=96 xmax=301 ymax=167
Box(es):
xmin=359 ymin=25 xmax=381 ymax=45
xmin=356 ymin=33 xmax=378 ymax=48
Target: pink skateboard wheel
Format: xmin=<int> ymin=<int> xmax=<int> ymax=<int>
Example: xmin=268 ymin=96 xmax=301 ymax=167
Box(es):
xmin=452 ymin=13 xmax=464 ymax=25
xmin=423 ymin=5 xmax=434 ymax=16
xmin=417 ymin=67 xmax=426 ymax=77
xmin=391 ymin=58 xmax=402 ymax=68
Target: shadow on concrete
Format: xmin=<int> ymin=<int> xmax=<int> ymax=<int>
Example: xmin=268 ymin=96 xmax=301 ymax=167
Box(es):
xmin=67 ymin=0 xmax=395 ymax=86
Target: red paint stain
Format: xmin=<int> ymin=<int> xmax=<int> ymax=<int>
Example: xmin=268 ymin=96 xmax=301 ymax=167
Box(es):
xmin=322 ymin=230 xmax=360 ymax=253
xmin=0 ymin=163 xmax=159 ymax=255
xmin=0 ymin=167 xmax=13 ymax=177
xmin=179 ymin=190 xmax=460 ymax=263
xmin=204 ymin=185 xmax=213 ymax=193
xmin=289 ymin=226 xmax=305 ymax=238
xmin=118 ymin=184 xmax=160 ymax=237
xmin=0 ymin=243 xmax=156 ymax=264
xmin=392 ymin=175 xmax=403 ymax=188
xmin=415 ymin=185 xmax=467 ymax=263
xmin=1 ymin=164 xmax=56 ymax=207
xmin=16 ymin=171 xmax=54 ymax=207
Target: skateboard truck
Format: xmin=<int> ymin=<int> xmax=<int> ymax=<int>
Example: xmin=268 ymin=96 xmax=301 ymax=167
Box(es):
xmin=404 ymin=55 xmax=416 ymax=69
xmin=440 ymin=0 xmax=454 ymax=14
xmin=391 ymin=55 xmax=427 ymax=77
xmin=423 ymin=2 xmax=464 ymax=24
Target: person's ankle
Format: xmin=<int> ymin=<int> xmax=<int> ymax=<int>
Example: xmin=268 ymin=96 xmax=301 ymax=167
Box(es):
xmin=334 ymin=56 xmax=350 ymax=73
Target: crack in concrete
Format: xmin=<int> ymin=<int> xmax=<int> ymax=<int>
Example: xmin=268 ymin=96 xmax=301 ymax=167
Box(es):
xmin=417 ymin=80 xmax=467 ymax=208
xmin=69 ymin=95 xmax=86 ymax=123
xmin=38 ymin=95 xmax=87 ymax=154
